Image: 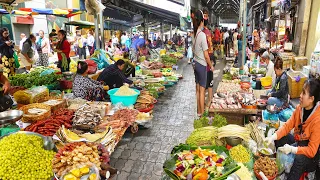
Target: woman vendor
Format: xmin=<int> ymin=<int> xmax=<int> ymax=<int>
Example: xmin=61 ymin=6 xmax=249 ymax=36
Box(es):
xmin=120 ymin=52 xmax=135 ymax=77
xmin=55 ymin=30 xmax=71 ymax=72
xmin=267 ymin=58 xmax=289 ymax=107
xmin=97 ymin=60 xmax=133 ymax=89
xmin=73 ymin=61 xmax=105 ymax=101
xmin=261 ymin=51 xmax=276 ymax=86
xmin=265 ymin=78 xmax=320 ymax=180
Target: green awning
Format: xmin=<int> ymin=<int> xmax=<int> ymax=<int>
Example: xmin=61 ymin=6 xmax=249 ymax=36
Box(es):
xmin=65 ymin=20 xmax=95 ymax=28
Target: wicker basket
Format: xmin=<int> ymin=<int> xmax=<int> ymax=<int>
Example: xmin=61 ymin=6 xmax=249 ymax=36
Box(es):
xmin=42 ymin=98 xmax=67 ymax=113
xmin=287 ymin=70 xmax=307 ymax=98
xmin=20 ymin=103 xmax=51 ymax=123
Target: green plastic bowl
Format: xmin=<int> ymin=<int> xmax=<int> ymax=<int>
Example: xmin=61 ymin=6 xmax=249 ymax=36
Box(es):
xmin=107 ymin=88 xmax=140 ymax=106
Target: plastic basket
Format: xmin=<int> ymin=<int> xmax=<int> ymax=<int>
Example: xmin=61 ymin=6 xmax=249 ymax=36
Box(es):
xmin=107 ymin=88 xmax=140 ymax=106
xmin=261 ymin=77 xmax=272 ymax=87
xmin=287 ymin=70 xmax=307 ymax=98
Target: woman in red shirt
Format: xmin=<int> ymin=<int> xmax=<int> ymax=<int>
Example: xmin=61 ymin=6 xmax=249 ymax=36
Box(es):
xmin=55 ymin=30 xmax=71 ymax=72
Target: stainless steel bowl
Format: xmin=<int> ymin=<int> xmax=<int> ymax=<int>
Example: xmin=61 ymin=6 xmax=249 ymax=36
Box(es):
xmin=0 ymin=131 xmax=56 ymax=151
xmin=0 ymin=110 xmax=23 ymax=125
xmin=226 ymin=136 xmax=242 ymax=146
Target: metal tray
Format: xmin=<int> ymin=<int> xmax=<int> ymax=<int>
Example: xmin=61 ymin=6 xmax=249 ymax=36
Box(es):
xmin=0 ymin=110 xmax=23 ymax=125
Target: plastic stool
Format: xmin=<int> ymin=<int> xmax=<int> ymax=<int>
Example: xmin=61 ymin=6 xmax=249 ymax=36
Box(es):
xmin=300 ymin=172 xmax=308 ymax=180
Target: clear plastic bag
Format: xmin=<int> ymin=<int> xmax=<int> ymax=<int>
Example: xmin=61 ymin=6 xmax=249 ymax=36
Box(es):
xmin=276 ymin=149 xmax=295 ymax=174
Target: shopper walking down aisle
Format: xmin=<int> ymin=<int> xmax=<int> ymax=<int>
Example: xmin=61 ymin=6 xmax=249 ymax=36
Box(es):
xmin=87 ymin=30 xmax=95 ymax=55
xmin=36 ymin=30 xmax=49 ymax=67
xmin=0 ymin=27 xmax=16 ymax=77
xmin=233 ymin=29 xmax=239 ymax=55
xmin=193 ymin=10 xmax=214 ymax=116
xmin=223 ymin=30 xmax=230 ymax=57
xmin=19 ymin=34 xmax=36 ymax=72
xmin=19 ymin=33 xmax=27 ymax=51
xmin=55 ymin=30 xmax=71 ymax=72
xmin=202 ymin=8 xmax=216 ymax=108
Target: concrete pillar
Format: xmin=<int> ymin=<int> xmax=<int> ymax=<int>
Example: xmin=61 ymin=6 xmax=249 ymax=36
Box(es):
xmin=94 ymin=16 xmax=100 ymax=49
xmin=170 ymin=24 xmax=172 ymax=40
xmin=99 ymin=0 xmax=104 ymax=50
xmin=241 ymin=0 xmax=247 ymax=68
xmin=296 ymin=0 xmax=311 ymax=56
xmin=160 ymin=21 xmax=163 ymax=41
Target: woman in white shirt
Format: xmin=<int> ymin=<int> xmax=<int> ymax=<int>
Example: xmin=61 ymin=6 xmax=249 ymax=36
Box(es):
xmin=87 ymin=30 xmax=95 ymax=55
xmin=193 ymin=10 xmax=214 ymax=116
xmin=261 ymin=51 xmax=276 ymax=86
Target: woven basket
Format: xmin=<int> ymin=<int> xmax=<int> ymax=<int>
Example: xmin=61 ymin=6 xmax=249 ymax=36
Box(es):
xmin=20 ymin=103 xmax=51 ymax=123
xmin=42 ymin=98 xmax=67 ymax=113
xmin=287 ymin=70 xmax=307 ymax=98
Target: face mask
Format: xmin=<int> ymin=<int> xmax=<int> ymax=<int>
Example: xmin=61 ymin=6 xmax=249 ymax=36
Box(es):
xmin=204 ymin=19 xmax=209 ymax=26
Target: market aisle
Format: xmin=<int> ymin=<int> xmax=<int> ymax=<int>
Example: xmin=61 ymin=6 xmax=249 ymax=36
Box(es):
xmin=110 ymin=58 xmax=225 ymax=180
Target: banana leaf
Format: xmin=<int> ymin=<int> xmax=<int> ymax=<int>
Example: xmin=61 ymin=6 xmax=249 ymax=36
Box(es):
xmin=164 ymin=144 xmax=240 ymax=180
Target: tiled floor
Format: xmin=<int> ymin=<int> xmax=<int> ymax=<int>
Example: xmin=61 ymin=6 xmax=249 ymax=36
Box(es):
xmin=110 ymin=58 xmax=225 ymax=180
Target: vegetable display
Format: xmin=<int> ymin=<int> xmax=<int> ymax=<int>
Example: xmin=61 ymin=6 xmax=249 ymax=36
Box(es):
xmin=163 ymin=145 xmax=240 ymax=180
xmin=161 ymin=55 xmax=178 ymax=66
xmin=218 ymin=125 xmax=250 ymax=141
xmin=186 ymin=127 xmax=224 ymax=146
xmin=230 ymin=145 xmax=251 ymax=163
xmin=0 ymin=133 xmax=55 ymax=180
xmin=194 ymin=114 xmax=227 ymax=129
xmin=24 ymin=109 xmax=74 ymax=136
xmin=9 ymin=68 xmax=61 ymax=88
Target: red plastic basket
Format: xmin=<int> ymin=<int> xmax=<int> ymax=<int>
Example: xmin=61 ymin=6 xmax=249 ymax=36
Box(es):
xmin=137 ymin=104 xmax=154 ymax=113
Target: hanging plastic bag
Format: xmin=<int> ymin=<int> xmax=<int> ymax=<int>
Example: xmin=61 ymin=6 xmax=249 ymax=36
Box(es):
xmin=13 ymin=51 xmax=20 ymax=68
xmin=276 ymin=149 xmax=295 ymax=174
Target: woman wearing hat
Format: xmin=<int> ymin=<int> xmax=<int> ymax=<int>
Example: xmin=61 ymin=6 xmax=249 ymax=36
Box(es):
xmin=193 ymin=10 xmax=214 ymax=116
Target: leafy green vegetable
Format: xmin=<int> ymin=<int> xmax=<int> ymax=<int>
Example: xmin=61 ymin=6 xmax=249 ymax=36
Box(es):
xmin=9 ymin=68 xmax=61 ymax=88
xmin=193 ymin=116 xmax=209 ymax=129
xmin=194 ymin=113 xmax=227 ymax=129
xmin=161 ymin=55 xmax=178 ymax=66
xmin=211 ymin=114 xmax=228 ymax=128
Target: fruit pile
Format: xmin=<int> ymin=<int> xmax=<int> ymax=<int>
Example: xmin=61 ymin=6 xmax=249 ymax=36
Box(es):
xmin=0 ymin=133 xmax=55 ymax=180
xmin=62 ymin=164 xmax=98 ymax=180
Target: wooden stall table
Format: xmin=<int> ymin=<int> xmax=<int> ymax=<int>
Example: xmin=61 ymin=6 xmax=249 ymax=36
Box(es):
xmin=209 ymin=108 xmax=258 ymax=126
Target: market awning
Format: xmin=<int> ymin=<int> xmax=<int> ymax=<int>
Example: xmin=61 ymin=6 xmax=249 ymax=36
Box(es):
xmin=65 ymin=20 xmax=95 ymax=28
xmin=18 ymin=8 xmax=83 ymax=17
xmin=0 ymin=8 xmax=32 ymax=15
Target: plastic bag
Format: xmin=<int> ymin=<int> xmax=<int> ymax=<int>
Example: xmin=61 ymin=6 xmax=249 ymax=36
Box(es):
xmin=276 ymin=149 xmax=295 ymax=174
xmin=279 ymin=106 xmax=294 ymax=122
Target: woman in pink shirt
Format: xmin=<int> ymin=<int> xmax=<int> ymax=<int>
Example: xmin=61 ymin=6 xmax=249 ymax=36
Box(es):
xmin=36 ymin=30 xmax=50 ymax=67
